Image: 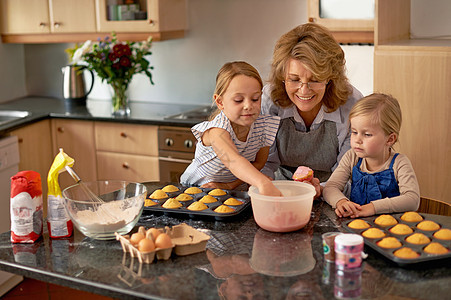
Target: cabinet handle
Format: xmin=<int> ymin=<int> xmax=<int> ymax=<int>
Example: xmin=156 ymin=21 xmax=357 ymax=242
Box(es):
xmin=122 ymin=162 xmax=130 ymax=169
xmin=57 ymin=127 xmax=64 ymax=133
xmin=18 ymin=138 xmax=24 ymax=144
xmin=39 ymin=22 xmax=47 ymax=28
xmin=148 ymin=19 xmax=155 ymax=26
xmin=54 ymin=22 xmax=62 ymax=28
xmin=120 ymin=132 xmax=127 ymax=138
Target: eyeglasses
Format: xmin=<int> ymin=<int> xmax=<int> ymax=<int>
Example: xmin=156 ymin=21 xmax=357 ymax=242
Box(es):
xmin=283 ymin=79 xmax=327 ymax=91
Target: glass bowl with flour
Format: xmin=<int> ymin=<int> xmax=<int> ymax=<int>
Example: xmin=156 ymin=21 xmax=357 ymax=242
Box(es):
xmin=62 ymin=181 xmax=146 ymax=240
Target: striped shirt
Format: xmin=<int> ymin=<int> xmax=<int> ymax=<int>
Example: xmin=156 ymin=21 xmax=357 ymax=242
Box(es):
xmin=180 ymin=111 xmax=280 ymax=186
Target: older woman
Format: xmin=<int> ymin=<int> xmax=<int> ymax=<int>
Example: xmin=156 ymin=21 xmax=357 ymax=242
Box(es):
xmin=261 ymin=23 xmax=363 ymax=195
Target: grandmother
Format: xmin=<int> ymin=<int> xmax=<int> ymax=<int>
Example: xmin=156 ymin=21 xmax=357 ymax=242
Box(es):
xmin=261 ymin=23 xmax=363 ymax=196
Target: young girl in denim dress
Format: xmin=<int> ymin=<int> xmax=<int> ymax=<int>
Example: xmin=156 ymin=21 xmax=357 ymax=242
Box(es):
xmin=323 ymin=93 xmax=420 ymax=218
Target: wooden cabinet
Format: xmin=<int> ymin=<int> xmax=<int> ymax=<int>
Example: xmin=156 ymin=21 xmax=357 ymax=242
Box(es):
xmin=373 ymin=0 xmax=451 ymax=204
xmin=51 ymin=119 xmax=97 ymax=190
xmin=95 ymin=122 xmax=159 ymax=182
xmin=0 ymin=0 xmax=96 ymax=34
xmin=7 ymin=120 xmax=53 ymax=203
xmin=1 ymin=0 xmax=186 ymax=43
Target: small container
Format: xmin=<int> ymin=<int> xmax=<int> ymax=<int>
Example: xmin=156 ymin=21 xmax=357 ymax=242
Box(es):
xmin=334 ymin=234 xmax=364 ymax=269
xmin=322 ymin=232 xmax=341 ymax=262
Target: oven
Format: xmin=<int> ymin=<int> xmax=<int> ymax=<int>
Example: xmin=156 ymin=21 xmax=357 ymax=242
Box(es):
xmin=159 ymin=105 xmax=215 ymax=182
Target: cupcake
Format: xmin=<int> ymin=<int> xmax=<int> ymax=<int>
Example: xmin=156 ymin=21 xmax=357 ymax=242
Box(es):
xmin=208 ymin=188 xmax=227 ymax=196
xmin=393 ymin=247 xmax=420 ymax=259
xmin=417 ymin=220 xmax=440 ymax=231
xmin=214 ymin=205 xmax=235 ymax=213
xmin=199 ymin=195 xmax=218 ymax=204
xmin=362 ymin=228 xmax=385 ymax=239
xmin=224 ymin=198 xmax=243 ymax=206
xmin=348 ymin=219 xmax=370 ymax=229
xmin=184 ymin=187 xmax=203 ymax=194
xmin=145 ymin=199 xmax=158 ymax=207
xmin=175 ymin=193 xmax=193 ymax=201
xmin=377 ymin=237 xmax=402 ymax=249
xmin=162 ymin=198 xmax=182 ymax=209
xmin=390 ymin=224 xmax=413 ymax=235
xmin=405 ymin=233 xmax=431 ymax=245
xmin=292 ymin=166 xmax=314 ymax=182
xmin=162 ymin=184 xmax=179 ymax=192
xmin=423 ymin=242 xmax=449 ymax=255
xmin=149 ymin=189 xmax=168 ymax=200
xmin=400 ymin=211 xmax=423 ymax=222
xmin=187 ymin=201 xmax=208 ymax=211
xmin=374 ymin=214 xmax=398 ymax=226
xmin=433 ymin=228 xmax=451 ymax=240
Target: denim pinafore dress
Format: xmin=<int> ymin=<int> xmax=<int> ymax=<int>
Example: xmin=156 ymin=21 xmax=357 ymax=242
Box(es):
xmin=350 ymin=153 xmax=400 ymax=205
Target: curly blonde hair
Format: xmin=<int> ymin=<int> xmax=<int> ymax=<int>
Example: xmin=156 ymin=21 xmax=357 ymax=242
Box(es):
xmin=268 ymin=23 xmax=351 ymax=112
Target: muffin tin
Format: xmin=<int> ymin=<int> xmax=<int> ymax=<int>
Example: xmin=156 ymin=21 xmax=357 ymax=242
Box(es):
xmin=343 ymin=213 xmax=451 ymax=266
xmin=143 ymin=185 xmax=251 ymax=220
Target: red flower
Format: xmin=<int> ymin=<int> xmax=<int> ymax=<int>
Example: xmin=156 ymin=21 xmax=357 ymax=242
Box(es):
xmin=119 ymin=57 xmax=131 ymax=67
xmin=108 ymin=52 xmax=117 ymax=62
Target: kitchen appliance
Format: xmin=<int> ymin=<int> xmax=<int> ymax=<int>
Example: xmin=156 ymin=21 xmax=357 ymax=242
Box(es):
xmin=61 ymin=65 xmax=94 ymax=103
xmin=0 ymin=136 xmax=23 ymax=295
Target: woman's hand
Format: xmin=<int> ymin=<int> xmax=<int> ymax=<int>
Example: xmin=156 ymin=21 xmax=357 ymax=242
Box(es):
xmin=258 ymin=181 xmax=282 ymax=197
xmin=335 ymin=198 xmax=361 ymax=218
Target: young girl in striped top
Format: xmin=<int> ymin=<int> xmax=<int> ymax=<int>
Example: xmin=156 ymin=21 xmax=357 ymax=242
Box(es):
xmin=181 ymin=61 xmax=282 ymax=196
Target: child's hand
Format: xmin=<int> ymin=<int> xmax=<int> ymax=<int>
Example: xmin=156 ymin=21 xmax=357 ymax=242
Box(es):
xmin=335 ymin=199 xmax=361 ymax=218
xmin=201 ymin=181 xmax=240 ymax=190
xmin=351 ymin=203 xmax=375 ymax=218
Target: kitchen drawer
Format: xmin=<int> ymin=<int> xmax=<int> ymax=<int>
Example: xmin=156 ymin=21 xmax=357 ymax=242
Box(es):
xmin=97 ymin=151 xmax=159 ymax=182
xmin=95 ymin=122 xmax=158 ymax=156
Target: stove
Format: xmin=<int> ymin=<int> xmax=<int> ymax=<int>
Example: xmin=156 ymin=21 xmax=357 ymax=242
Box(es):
xmin=164 ymin=105 xmax=216 ymax=123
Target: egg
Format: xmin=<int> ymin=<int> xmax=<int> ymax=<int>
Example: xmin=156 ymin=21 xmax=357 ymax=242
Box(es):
xmin=155 ymin=233 xmax=173 ymax=249
xmin=129 ymin=232 xmax=145 ymax=246
xmin=147 ymin=228 xmax=161 ymax=241
xmin=138 ymin=238 xmax=155 ymax=253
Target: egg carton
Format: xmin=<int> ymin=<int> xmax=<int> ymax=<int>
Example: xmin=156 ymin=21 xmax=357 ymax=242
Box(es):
xmin=115 ymin=223 xmax=210 ymax=264
xmin=343 ymin=213 xmax=451 ymax=266
xmin=144 ymin=185 xmax=251 ymax=220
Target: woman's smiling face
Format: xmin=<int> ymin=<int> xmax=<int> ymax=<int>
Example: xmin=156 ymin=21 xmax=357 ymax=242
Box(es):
xmin=284 ymin=58 xmax=326 ymax=122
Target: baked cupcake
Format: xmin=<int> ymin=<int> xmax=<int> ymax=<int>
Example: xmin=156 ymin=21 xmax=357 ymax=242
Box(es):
xmin=405 ymin=233 xmax=431 ymax=245
xmin=348 ymin=219 xmax=370 ymax=229
xmin=208 ymin=188 xmax=227 ymax=196
xmin=145 ymin=199 xmax=158 ymax=207
xmin=162 ymin=184 xmax=179 ymax=193
xmin=214 ymin=205 xmax=235 ymax=213
xmin=393 ymin=247 xmax=420 ymax=259
xmin=199 ymin=195 xmax=218 ymax=204
xmin=187 ymin=201 xmax=208 ymax=211
xmin=390 ymin=224 xmax=413 ymax=235
xmin=292 ymin=166 xmax=314 ymax=182
xmin=175 ymin=193 xmax=193 ymax=201
xmin=362 ymin=228 xmax=385 ymax=239
xmin=184 ymin=187 xmax=203 ymax=194
xmin=149 ymin=189 xmax=168 ymax=200
xmin=417 ymin=220 xmax=440 ymax=231
xmin=423 ymin=242 xmax=449 ymax=255
xmin=374 ymin=214 xmax=398 ymax=226
xmin=400 ymin=211 xmax=423 ymax=222
xmin=224 ymin=198 xmax=243 ymax=206
xmin=433 ymin=228 xmax=451 ymax=240
xmin=377 ymin=237 xmax=402 ymax=249
xmin=162 ymin=198 xmax=182 ymax=209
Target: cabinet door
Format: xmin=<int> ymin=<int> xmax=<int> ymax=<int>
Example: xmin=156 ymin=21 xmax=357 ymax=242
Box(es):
xmin=95 ymin=0 xmax=186 ymax=33
xmin=51 ymin=0 xmax=96 ymax=33
xmin=51 ymin=119 xmax=97 ymax=189
xmin=1 ymin=0 xmax=50 ymax=34
xmin=8 ymin=120 xmax=53 ymax=201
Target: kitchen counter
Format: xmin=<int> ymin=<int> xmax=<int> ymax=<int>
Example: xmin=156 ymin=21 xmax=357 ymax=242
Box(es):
xmin=0 ymin=96 xmax=208 ymax=134
xmin=0 ymin=183 xmax=450 ymax=300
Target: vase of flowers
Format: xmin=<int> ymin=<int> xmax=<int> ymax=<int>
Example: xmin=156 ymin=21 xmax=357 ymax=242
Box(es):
xmin=66 ymin=33 xmax=153 ymax=116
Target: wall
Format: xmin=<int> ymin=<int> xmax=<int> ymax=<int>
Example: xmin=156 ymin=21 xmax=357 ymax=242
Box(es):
xmin=0 ymin=42 xmax=26 ymax=102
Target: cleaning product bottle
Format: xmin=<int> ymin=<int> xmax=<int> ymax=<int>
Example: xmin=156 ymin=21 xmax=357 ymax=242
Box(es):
xmin=47 ymin=149 xmax=74 ymax=238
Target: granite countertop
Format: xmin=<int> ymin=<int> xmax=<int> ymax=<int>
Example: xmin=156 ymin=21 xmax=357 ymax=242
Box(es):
xmin=0 ymin=96 xmax=208 ymax=134
xmin=0 ymin=183 xmax=450 ymax=300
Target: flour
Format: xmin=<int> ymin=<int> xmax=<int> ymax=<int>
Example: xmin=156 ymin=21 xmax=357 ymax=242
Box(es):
xmin=74 ymin=200 xmax=141 ymax=232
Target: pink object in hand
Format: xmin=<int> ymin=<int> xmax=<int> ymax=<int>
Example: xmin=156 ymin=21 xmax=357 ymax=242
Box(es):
xmin=292 ymin=166 xmax=314 ymax=182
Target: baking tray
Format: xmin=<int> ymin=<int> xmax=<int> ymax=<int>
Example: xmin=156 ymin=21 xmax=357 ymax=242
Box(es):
xmin=143 ymin=185 xmax=251 ymax=220
xmin=343 ymin=213 xmax=451 ymax=266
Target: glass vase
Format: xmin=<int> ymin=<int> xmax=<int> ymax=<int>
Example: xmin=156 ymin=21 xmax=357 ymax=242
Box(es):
xmin=111 ymin=82 xmax=130 ymax=117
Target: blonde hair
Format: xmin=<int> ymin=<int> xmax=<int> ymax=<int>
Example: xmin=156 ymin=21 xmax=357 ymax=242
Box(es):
xmin=209 ymin=61 xmax=263 ymax=120
xmin=349 ymin=93 xmax=402 ymax=144
xmin=268 ymin=23 xmax=351 ymax=112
